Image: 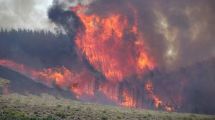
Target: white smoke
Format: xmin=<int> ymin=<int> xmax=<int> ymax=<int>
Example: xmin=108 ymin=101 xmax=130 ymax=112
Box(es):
xmin=0 ymin=0 xmax=55 ymax=31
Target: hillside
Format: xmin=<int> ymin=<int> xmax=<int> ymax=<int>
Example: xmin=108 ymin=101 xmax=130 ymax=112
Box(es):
xmin=0 ymin=66 xmax=74 ymax=99
xmin=0 ymin=93 xmax=214 ymax=120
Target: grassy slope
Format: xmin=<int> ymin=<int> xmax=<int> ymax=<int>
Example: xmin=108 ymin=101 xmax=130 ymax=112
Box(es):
xmin=0 ymin=94 xmax=214 ymax=120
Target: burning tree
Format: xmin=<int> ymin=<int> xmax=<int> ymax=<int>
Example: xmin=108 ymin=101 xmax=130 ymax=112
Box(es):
xmin=0 ymin=0 xmax=214 ymax=115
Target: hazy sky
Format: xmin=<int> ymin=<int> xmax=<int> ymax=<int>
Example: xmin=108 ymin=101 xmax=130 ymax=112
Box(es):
xmin=0 ymin=0 xmax=54 ymax=31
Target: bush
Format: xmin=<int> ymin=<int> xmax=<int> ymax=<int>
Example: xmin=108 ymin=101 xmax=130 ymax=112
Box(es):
xmin=55 ymin=112 xmax=66 ymax=119
xmin=101 ymin=116 xmax=108 ymax=120
xmin=1 ymin=109 xmax=28 ymax=120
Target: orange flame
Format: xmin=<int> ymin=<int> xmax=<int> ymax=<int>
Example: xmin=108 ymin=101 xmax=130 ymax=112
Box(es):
xmin=72 ymin=5 xmax=155 ymax=82
xmin=99 ymin=82 xmax=136 ymax=107
xmin=0 ymin=59 xmax=95 ymax=98
xmin=0 ymin=4 xmax=177 ymax=110
xmin=121 ymin=90 xmax=136 ymax=107
xmin=99 ymin=82 xmax=119 ymax=102
xmin=0 ymin=59 xmax=137 ymax=107
xmin=145 ymin=80 xmax=174 ymax=111
xmin=70 ymin=4 xmax=155 ymax=107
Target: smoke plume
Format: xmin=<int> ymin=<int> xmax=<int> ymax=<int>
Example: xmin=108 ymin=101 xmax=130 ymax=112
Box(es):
xmin=0 ymin=0 xmax=214 ymax=114
xmin=0 ymin=0 xmax=54 ymax=31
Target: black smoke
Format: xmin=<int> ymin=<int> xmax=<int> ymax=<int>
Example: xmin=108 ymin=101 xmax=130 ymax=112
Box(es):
xmin=46 ymin=0 xmax=215 ymax=114
xmin=0 ymin=0 xmax=214 ymax=115
xmin=48 ymin=2 xmax=103 ymax=74
xmin=88 ymin=0 xmax=215 ymax=70
xmin=48 ymin=1 xmax=83 ymax=38
xmin=48 ymin=0 xmax=215 ymax=70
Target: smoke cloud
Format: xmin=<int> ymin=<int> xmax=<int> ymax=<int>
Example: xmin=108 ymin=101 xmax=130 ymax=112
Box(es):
xmin=0 ymin=0 xmax=214 ymax=114
xmin=48 ymin=0 xmax=215 ymax=71
xmin=46 ymin=0 xmax=215 ymax=114
xmin=87 ymin=0 xmax=215 ymax=71
xmin=0 ymin=0 xmax=55 ymax=31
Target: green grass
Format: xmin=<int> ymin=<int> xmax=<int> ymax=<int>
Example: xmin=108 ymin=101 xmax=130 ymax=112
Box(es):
xmin=0 ymin=93 xmax=214 ymax=120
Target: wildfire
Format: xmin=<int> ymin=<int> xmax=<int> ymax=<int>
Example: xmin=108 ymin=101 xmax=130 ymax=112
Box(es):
xmin=145 ymin=80 xmax=173 ymax=111
xmin=121 ymin=90 xmax=136 ymax=107
xmin=98 ymin=82 xmax=137 ymax=107
xmin=0 ymin=3 xmax=177 ymax=111
xmin=69 ymin=3 xmax=155 ymax=108
xmin=72 ymin=4 xmax=155 ymax=82
xmin=99 ymin=82 xmax=119 ymax=102
xmin=0 ymin=59 xmax=95 ymax=98
xmin=0 ymin=59 xmax=137 ymax=107
xmin=69 ymin=70 xmax=95 ymax=98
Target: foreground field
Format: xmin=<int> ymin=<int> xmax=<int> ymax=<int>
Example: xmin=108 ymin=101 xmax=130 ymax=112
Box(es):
xmin=0 ymin=94 xmax=214 ymax=120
